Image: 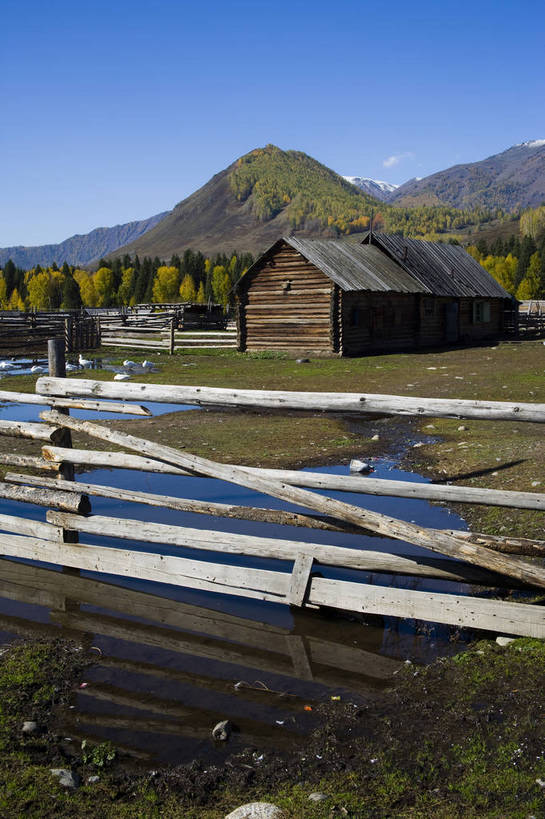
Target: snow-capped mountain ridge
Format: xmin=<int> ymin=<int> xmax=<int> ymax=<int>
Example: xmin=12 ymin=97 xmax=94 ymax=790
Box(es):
xmin=343 ymin=176 xmax=399 ymax=201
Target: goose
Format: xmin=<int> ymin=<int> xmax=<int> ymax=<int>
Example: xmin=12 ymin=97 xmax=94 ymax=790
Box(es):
xmin=0 ymin=361 xmax=15 ymax=370
xmin=123 ymin=359 xmax=138 ymax=368
xmin=30 ymin=365 xmax=45 ymax=374
xmin=78 ymin=354 xmax=93 ymax=367
xmin=142 ymin=360 xmax=154 ymax=369
xmin=65 ymin=363 xmax=79 ymax=372
xmin=113 ymin=373 xmax=132 ymax=381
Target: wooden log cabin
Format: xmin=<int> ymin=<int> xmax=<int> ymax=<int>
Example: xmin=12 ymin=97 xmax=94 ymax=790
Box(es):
xmin=235 ymin=234 xmax=512 ymax=355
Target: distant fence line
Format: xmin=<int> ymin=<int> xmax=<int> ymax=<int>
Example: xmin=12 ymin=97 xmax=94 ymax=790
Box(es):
xmin=0 ymin=302 xmax=235 ymax=355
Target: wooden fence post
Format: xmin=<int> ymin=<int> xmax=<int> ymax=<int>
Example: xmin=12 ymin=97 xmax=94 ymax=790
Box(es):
xmin=47 ymin=339 xmax=74 ymax=483
xmin=169 ymin=319 xmax=175 ymax=355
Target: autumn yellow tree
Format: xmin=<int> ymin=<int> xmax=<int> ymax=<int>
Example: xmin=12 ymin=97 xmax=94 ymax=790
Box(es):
xmin=152 ymin=266 xmax=180 ymax=303
xmin=179 ymin=274 xmax=196 ymax=302
xmin=93 ymin=267 xmax=115 ymax=307
xmin=73 ymin=269 xmax=98 ymax=307
xmin=0 ymin=274 xmax=8 ymax=309
xmin=211 ymin=265 xmax=231 ymax=308
xmin=196 ymin=281 xmax=206 ymax=304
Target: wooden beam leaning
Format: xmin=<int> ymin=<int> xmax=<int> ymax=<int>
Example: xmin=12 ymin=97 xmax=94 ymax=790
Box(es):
xmin=5 ymin=472 xmax=373 ymax=537
xmin=0 ymin=389 xmax=151 ymax=416
xmin=0 ymin=481 xmax=90 ymax=513
xmin=39 ymin=411 xmax=545 ymax=589
xmin=8 ymin=472 xmax=545 ymax=560
xmin=35 ymin=377 xmax=545 ymax=422
xmin=39 ymin=446 xmax=545 ymax=512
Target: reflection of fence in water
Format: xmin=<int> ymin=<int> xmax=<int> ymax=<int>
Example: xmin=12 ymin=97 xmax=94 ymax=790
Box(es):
xmin=0 ymin=558 xmax=398 ymax=762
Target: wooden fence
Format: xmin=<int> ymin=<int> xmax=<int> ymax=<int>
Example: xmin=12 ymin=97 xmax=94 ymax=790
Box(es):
xmin=0 ymin=343 xmax=545 ymax=639
xmin=0 ymin=311 xmax=100 ymax=354
xmin=98 ymin=303 xmax=236 ymax=353
xmin=517 ymin=300 xmax=545 ymax=338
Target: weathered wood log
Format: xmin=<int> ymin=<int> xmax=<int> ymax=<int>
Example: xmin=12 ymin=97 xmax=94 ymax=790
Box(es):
xmin=6 ymin=472 xmax=372 ymax=536
xmin=46 ymin=511 xmax=509 ymax=585
xmin=39 ymin=411 xmax=545 ymax=589
xmin=0 ymin=453 xmax=60 ymax=471
xmin=39 ymin=445 xmax=545 ymax=512
xmin=0 ymin=420 xmax=64 ymax=443
xmin=36 ymin=378 xmax=545 ymax=422
xmin=9 ymin=472 xmax=545 ymax=560
xmin=0 ymin=389 xmax=150 ymax=415
xmin=0 ymin=481 xmax=90 ymax=513
xmin=1 ymin=532 xmax=543 ymax=637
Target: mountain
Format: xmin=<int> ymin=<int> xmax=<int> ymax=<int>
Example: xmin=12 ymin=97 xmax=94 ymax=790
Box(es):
xmin=343 ymin=176 xmax=398 ymax=201
xmin=0 ymin=212 xmax=168 ymax=269
xmin=113 ymin=145 xmax=379 ymax=259
xmin=391 ymin=140 xmax=545 ymax=211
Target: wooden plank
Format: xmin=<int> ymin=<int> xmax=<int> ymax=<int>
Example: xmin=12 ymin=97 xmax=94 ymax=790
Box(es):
xmin=36 ymin=378 xmax=545 ymax=422
xmin=309 ymin=577 xmax=545 ymax=638
xmin=0 ymin=513 xmax=63 ymax=541
xmin=288 ymin=554 xmax=314 ymax=606
xmin=39 ymin=412 xmax=545 ymax=589
xmin=44 ymin=511 xmax=508 ymax=585
xmin=0 ymin=533 xmax=289 ymax=602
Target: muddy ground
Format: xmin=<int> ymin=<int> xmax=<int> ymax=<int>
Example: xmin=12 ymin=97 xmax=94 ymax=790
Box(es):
xmin=3 ymin=635 xmax=545 ymax=817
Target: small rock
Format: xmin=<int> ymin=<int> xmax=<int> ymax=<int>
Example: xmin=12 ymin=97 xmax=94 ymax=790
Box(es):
xmin=536 ymin=778 xmax=545 ymax=788
xmin=531 ymin=481 xmax=541 ymax=487
xmin=457 ymin=425 xmax=468 ymax=431
xmin=371 ymin=434 xmax=380 ymax=441
xmin=349 ymin=459 xmax=372 ymax=473
xmin=50 ymin=768 xmax=79 ymax=789
xmin=225 ymin=803 xmax=285 ymax=819
xmin=308 ymin=792 xmax=329 ymax=802
xmin=424 ymin=424 xmax=436 ymax=430
xmin=212 ymin=719 xmax=232 ymax=741
xmin=496 ymin=636 xmax=515 ymax=647
xmin=87 ymin=775 xmax=100 ymax=784
xmin=412 ymin=442 xmax=425 ymax=448
xmin=21 ymin=720 xmax=38 ymax=734
xmin=295 ymin=358 xmax=310 ymax=364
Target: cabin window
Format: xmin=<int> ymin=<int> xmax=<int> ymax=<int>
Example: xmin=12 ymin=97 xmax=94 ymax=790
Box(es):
xmin=350 ymin=307 xmax=360 ymax=327
xmin=423 ymin=298 xmax=435 ymax=316
xmin=282 ymin=280 xmax=292 ymax=293
xmin=473 ymin=301 xmax=491 ymax=323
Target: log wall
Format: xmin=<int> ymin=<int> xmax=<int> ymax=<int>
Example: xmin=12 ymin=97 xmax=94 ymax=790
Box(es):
xmin=237 ymin=243 xmax=333 ymax=352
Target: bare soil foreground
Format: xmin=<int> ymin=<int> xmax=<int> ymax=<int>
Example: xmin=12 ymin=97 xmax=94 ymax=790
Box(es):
xmin=1 ymin=340 xmax=545 ymax=816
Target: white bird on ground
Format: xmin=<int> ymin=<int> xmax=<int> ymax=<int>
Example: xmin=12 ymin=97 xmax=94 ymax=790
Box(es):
xmin=142 ymin=360 xmax=154 ymax=369
xmin=78 ymin=354 xmax=93 ymax=367
xmin=31 ymin=365 xmax=45 ymax=374
xmin=114 ymin=373 xmax=131 ymax=381
xmin=123 ymin=359 xmax=138 ymax=368
xmin=0 ymin=361 xmax=15 ymax=370
xmin=66 ymin=363 xmax=79 ymax=372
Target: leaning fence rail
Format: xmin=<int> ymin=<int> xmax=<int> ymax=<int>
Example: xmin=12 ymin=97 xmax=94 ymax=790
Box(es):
xmin=0 ymin=362 xmax=543 ymax=637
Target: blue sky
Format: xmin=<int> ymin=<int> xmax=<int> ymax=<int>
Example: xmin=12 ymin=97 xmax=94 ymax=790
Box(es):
xmin=2 ymin=0 xmax=544 ymax=246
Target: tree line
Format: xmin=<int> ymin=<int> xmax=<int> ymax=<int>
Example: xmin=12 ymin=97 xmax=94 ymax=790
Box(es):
xmin=0 ymin=249 xmax=254 ymax=311
xmin=466 ymin=208 xmax=545 ymax=299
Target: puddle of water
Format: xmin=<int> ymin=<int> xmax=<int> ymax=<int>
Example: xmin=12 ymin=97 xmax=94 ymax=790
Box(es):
xmin=0 ymin=397 xmax=480 ymax=766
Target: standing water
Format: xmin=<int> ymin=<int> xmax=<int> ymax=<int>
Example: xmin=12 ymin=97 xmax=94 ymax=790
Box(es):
xmin=0 ymin=391 xmax=477 ymax=766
